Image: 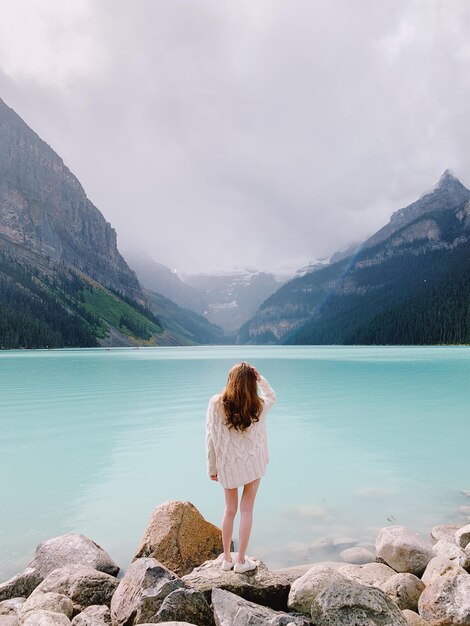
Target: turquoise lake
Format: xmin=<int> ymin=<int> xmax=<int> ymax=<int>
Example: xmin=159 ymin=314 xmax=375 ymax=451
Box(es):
xmin=1 ymin=345 xmax=470 ymax=581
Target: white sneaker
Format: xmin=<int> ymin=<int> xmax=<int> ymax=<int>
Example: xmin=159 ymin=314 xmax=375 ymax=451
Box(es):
xmin=220 ymin=554 xmax=235 ymax=571
xmin=233 ymin=557 xmax=257 ymax=573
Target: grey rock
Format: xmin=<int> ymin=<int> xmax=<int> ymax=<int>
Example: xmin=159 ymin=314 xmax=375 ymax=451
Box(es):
xmin=71 ymin=605 xmax=111 ymax=625
xmin=0 ymin=569 xmax=42 ymax=602
xmin=181 ymin=553 xmax=291 ymax=611
xmin=339 ymin=547 xmax=375 ymax=564
xmin=376 ymin=526 xmax=434 ymax=576
xmin=211 ymin=587 xmax=310 ymax=626
xmin=455 ymin=524 xmax=470 ymax=550
xmin=310 ymin=577 xmax=407 ymax=626
xmin=380 ymin=573 xmax=425 ymax=612
xmin=288 ymin=565 xmax=346 ymax=614
xmin=401 ymin=610 xmax=429 ymax=626
xmin=430 ymin=524 xmax=463 ymax=543
xmin=0 ymin=617 xmax=19 ymax=626
xmin=421 ymin=555 xmax=467 ymax=585
xmin=28 ymin=534 xmax=119 ymax=579
xmin=18 ymin=592 xmax=73 ymax=623
xmin=432 ymin=539 xmax=470 ymax=570
xmin=338 ymin=562 xmax=397 ymax=587
xmin=22 ymin=610 xmax=71 ymax=625
xmin=0 ymin=599 xmax=25 ymax=615
xmin=110 ymin=557 xmax=184 ymax=626
xmin=30 ymin=566 xmax=118 ymax=614
xmin=418 ymin=572 xmax=470 ymax=625
xmin=152 ymin=588 xmax=214 ymax=626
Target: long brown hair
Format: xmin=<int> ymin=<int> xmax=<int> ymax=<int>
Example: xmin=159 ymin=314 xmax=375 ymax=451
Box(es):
xmin=221 ymin=362 xmax=263 ymax=432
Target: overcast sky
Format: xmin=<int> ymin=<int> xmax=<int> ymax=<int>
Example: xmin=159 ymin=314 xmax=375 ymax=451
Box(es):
xmin=1 ymin=1 xmax=470 ymax=274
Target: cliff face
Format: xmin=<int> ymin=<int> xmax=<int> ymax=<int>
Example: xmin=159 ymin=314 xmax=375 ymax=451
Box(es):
xmin=0 ymin=97 xmax=141 ymax=299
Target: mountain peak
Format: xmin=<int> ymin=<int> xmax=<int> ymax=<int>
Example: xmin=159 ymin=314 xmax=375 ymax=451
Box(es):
xmin=436 ymin=168 xmax=462 ymax=190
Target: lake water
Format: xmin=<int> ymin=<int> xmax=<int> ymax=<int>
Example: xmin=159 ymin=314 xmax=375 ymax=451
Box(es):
xmin=1 ymin=345 xmax=469 ymax=582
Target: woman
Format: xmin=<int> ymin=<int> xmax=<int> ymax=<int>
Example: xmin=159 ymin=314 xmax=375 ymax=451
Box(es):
xmin=205 ymin=362 xmax=277 ymax=573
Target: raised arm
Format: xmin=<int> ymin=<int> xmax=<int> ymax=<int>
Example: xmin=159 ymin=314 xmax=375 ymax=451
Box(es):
xmin=258 ymin=374 xmax=277 ymax=410
xmin=205 ymin=397 xmax=218 ymax=477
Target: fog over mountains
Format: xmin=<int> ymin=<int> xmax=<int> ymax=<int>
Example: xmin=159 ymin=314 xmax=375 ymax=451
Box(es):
xmin=2 ymin=94 xmax=470 ymax=348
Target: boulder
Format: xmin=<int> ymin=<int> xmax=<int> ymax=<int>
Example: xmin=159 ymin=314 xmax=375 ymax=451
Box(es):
xmin=28 ymin=535 xmax=119 ymax=579
xmin=133 ymin=501 xmax=223 ymax=576
xmin=22 ymin=610 xmax=71 ymax=625
xmin=18 ymin=592 xmax=73 ymax=622
xmin=0 ymin=599 xmax=25 ymax=615
xmin=0 ymin=569 xmax=42 ymax=601
xmin=380 ymin=573 xmax=425 ymax=612
xmin=288 ymin=565 xmax=346 ymax=614
xmin=151 ymin=588 xmax=214 ymax=626
xmin=110 ymin=557 xmax=184 ymax=626
xmin=455 ymin=524 xmax=470 ymax=550
xmin=71 ymin=605 xmax=111 ymax=625
xmin=430 ymin=524 xmax=463 ymax=543
xmin=418 ymin=572 xmax=470 ymax=625
xmin=339 ymin=547 xmax=375 ymax=564
xmin=30 ymin=566 xmax=118 ymax=613
xmin=0 ymin=617 xmax=19 ymax=626
xmin=211 ymin=587 xmax=310 ymax=626
xmin=181 ymin=554 xmax=291 ymax=611
xmin=375 ymin=526 xmax=434 ymax=576
xmin=432 ymin=539 xmax=470 ymax=570
xmin=401 ymin=609 xmax=429 ymax=626
xmin=338 ymin=562 xmax=397 ymax=587
xmin=310 ymin=577 xmax=407 ymax=626
xmin=139 ymin=623 xmax=198 ymax=626
xmin=422 ymin=556 xmax=467 ymax=585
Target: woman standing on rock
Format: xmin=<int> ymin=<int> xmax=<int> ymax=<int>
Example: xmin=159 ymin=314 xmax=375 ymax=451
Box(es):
xmin=205 ymin=362 xmax=277 ymax=573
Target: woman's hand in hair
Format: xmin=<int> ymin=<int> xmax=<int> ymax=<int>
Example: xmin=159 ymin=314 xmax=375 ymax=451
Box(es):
xmin=252 ymin=366 xmax=261 ymax=381
xmin=210 ymin=474 xmax=218 ymax=481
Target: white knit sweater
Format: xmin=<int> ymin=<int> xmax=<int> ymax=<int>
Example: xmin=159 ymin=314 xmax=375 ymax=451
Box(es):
xmin=205 ymin=375 xmax=277 ymax=489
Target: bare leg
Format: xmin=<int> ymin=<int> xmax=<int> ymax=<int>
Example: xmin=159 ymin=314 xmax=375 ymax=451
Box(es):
xmin=237 ymin=478 xmax=261 ymax=563
xmin=222 ymin=486 xmax=238 ymax=561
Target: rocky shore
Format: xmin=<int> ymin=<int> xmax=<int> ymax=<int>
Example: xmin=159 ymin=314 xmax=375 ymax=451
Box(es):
xmin=1 ymin=500 xmax=470 ymax=625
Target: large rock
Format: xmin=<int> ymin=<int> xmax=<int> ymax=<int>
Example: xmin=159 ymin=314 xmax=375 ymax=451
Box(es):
xmin=71 ymin=605 xmax=111 ymax=625
xmin=0 ymin=617 xmax=19 ymax=626
xmin=181 ymin=554 xmax=291 ymax=611
xmin=28 ymin=535 xmax=119 ymax=578
xmin=455 ymin=524 xmax=470 ymax=550
xmin=380 ymin=574 xmax=425 ymax=612
xmin=422 ymin=556 xmax=467 ymax=585
xmin=310 ymin=577 xmax=407 ymax=626
xmin=133 ymin=501 xmax=223 ymax=577
xmin=288 ymin=565 xmax=346 ymax=614
xmin=339 ymin=547 xmax=375 ymax=564
xmin=432 ymin=539 xmax=470 ymax=570
xmin=110 ymin=558 xmax=184 ymax=626
xmin=430 ymin=525 xmax=462 ymax=543
xmin=22 ymin=610 xmax=71 ymax=625
xmin=211 ymin=587 xmax=310 ymax=626
xmin=401 ymin=609 xmax=429 ymax=626
xmin=0 ymin=569 xmax=42 ymax=601
xmin=338 ymin=562 xmax=397 ymax=588
xmin=151 ymin=588 xmax=214 ymax=626
xmin=18 ymin=592 xmax=73 ymax=623
xmin=418 ymin=572 xmax=470 ymax=625
xmin=376 ymin=526 xmax=434 ymax=576
xmin=30 ymin=566 xmax=118 ymax=613
xmin=0 ymin=599 xmax=25 ymax=615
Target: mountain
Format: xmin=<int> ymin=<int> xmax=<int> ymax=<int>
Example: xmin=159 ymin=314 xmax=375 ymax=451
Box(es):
xmin=0 ymin=97 xmax=141 ymax=299
xmin=237 ymin=171 xmax=470 ymax=345
xmin=0 ymin=97 xmax=224 ymax=348
xmin=123 ymin=249 xmax=206 ymax=314
xmin=182 ymin=269 xmax=284 ymax=333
